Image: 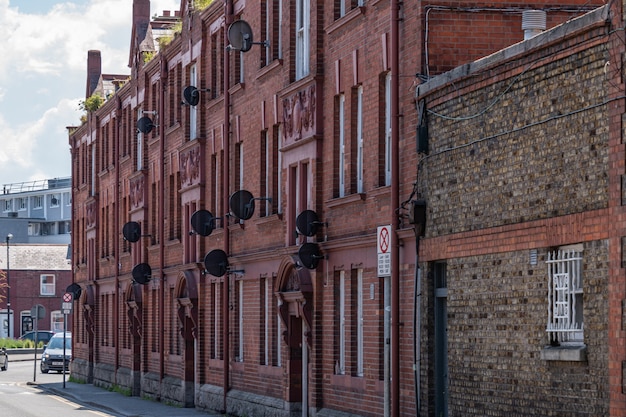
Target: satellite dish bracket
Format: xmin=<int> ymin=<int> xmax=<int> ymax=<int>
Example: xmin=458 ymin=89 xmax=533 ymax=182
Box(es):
xmin=189 ymin=216 xmax=223 ymax=235
xmin=227 ymin=39 xmax=270 ymax=51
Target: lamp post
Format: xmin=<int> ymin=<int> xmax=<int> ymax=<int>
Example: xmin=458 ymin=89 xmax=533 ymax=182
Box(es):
xmin=6 ymin=233 xmax=12 ymax=339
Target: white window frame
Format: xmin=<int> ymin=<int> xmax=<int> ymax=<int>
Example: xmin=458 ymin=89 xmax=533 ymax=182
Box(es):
xmin=190 ymin=63 xmax=198 ymax=140
xmin=40 ymin=274 xmax=56 ymax=296
xmin=237 ymin=279 xmax=244 ymax=362
xmin=18 ymin=197 xmax=27 ymax=211
xmin=33 ymin=196 xmax=43 ymax=209
xmin=263 ymin=131 xmax=271 ymax=215
xmin=277 ymin=298 xmax=282 ymax=367
xmin=136 ymin=130 xmax=143 ymax=171
xmin=3 ymin=199 xmax=11 ymax=212
xmin=356 ymin=86 xmax=364 ymax=193
xmin=277 ymin=125 xmax=283 ymax=214
xmin=356 ymin=268 xmax=364 ymax=376
xmin=51 ymin=310 xmax=64 ymax=333
xmin=295 ymin=0 xmax=310 ymax=80
xmin=263 ymin=277 xmax=270 ymax=365
xmin=384 ymin=72 xmax=392 ymax=186
xmin=338 ymin=94 xmax=346 ymax=198
xmin=546 ymin=244 xmax=584 ymax=345
xmin=338 ymin=270 xmax=346 ymax=374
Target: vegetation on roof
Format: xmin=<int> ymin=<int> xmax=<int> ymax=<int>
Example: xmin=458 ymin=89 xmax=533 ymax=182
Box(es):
xmin=195 ymin=0 xmax=213 ymax=11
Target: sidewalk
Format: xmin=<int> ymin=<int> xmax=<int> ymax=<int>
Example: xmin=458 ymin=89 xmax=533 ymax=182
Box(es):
xmin=8 ymin=352 xmax=224 ymax=417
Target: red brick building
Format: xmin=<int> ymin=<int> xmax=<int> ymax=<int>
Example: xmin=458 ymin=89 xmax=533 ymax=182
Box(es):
xmin=68 ymin=0 xmax=607 ymax=416
xmin=0 ymin=244 xmax=72 ymax=339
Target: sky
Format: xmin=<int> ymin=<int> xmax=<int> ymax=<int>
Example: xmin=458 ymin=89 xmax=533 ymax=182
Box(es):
xmin=0 ymin=0 xmax=180 ymax=186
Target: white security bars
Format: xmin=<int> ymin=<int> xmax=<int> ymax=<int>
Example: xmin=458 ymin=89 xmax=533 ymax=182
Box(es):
xmin=546 ymin=247 xmax=583 ymax=344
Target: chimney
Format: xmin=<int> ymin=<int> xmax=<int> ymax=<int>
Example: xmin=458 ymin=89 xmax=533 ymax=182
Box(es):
xmin=86 ymin=50 xmax=101 ymax=98
xmin=522 ymin=10 xmax=547 ymax=40
xmin=163 ymin=10 xmax=171 ymax=17
xmin=133 ymin=0 xmax=151 ymax=27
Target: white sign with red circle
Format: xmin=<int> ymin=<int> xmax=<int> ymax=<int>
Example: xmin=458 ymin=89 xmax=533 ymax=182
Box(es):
xmin=377 ymin=225 xmax=391 ymax=277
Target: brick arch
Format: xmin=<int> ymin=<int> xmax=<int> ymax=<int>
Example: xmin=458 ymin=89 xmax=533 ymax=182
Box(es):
xmin=175 ymin=269 xmax=199 ymax=340
xmin=275 ymin=255 xmax=313 ymax=347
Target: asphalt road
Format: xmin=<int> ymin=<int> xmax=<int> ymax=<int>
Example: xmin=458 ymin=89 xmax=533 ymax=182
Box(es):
xmin=0 ymin=358 xmax=116 ymax=417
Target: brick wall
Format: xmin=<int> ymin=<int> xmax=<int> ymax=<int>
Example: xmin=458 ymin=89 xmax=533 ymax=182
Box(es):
xmin=417 ymin=6 xmax=615 ymax=416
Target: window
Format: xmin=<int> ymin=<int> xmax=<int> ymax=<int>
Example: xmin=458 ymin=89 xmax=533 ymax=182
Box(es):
xmin=355 ymin=86 xmax=364 ymax=193
xmin=51 ymin=311 xmax=64 ymax=332
xmin=40 ymin=274 xmax=56 ymax=296
xmin=384 ymin=72 xmax=391 ymax=186
xmin=50 ymin=194 xmax=60 ymax=207
xmin=337 ymin=270 xmax=346 ymax=374
xmin=64 ymin=192 xmax=71 ymax=206
xmin=33 ymin=196 xmax=43 ymax=209
xmin=546 ymin=245 xmax=583 ymax=345
xmin=337 ymin=94 xmax=346 ymax=198
xmin=337 ymin=0 xmax=365 ymax=19
xmin=189 ymin=63 xmax=198 ymax=140
xmin=3 ymin=199 xmax=11 ymax=212
xmin=353 ymin=268 xmax=364 ymax=376
xmin=18 ymin=198 xmax=27 ymax=211
xmin=295 ymin=0 xmax=310 ymax=80
xmin=261 ymin=0 xmax=282 ymax=66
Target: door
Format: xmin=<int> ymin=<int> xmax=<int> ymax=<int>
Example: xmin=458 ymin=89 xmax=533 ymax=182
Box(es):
xmin=434 ymin=262 xmax=448 ymax=417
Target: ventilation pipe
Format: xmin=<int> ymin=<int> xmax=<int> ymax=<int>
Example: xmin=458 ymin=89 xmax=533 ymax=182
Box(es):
xmin=522 ymin=10 xmax=547 ymax=40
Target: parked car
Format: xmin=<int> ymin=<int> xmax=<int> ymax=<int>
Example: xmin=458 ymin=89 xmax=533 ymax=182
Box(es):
xmin=19 ymin=331 xmax=55 ymax=345
xmin=40 ymin=332 xmax=71 ymax=374
xmin=0 ymin=347 xmax=7 ymax=371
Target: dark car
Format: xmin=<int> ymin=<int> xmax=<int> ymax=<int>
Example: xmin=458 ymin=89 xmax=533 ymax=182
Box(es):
xmin=19 ymin=331 xmax=55 ymax=345
xmin=0 ymin=347 xmax=7 ymax=371
xmin=40 ymin=332 xmax=71 ymax=374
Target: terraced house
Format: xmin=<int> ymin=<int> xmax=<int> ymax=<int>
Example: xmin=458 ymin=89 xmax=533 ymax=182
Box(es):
xmin=68 ymin=0 xmax=622 ymax=416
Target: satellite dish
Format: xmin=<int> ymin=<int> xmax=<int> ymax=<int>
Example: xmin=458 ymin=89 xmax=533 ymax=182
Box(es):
xmin=137 ymin=116 xmax=155 ymax=134
xmin=229 ymin=190 xmax=255 ymax=220
xmin=227 ymin=20 xmax=253 ymax=52
xmin=296 ymin=210 xmax=322 ymax=237
xmin=298 ymin=242 xmax=324 ymax=270
xmin=204 ymin=249 xmax=229 ymax=277
xmin=123 ymin=221 xmax=141 ymax=242
xmin=132 ymin=263 xmax=152 ymax=285
xmin=190 ymin=209 xmax=215 ymax=236
xmin=183 ymin=86 xmax=200 ymax=106
xmin=66 ymin=283 xmax=82 ymax=301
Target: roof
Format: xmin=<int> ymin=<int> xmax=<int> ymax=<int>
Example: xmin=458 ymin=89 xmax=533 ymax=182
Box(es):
xmin=0 ymin=244 xmax=71 ymax=271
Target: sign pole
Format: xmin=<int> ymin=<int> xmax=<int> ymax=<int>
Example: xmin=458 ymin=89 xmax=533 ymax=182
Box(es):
xmin=61 ymin=292 xmax=73 ymax=389
xmin=32 ymin=314 xmax=38 ymax=382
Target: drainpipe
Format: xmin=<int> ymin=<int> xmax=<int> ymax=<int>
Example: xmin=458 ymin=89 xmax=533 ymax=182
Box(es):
xmin=159 ymin=56 xmax=168 ymax=382
xmin=114 ymin=94 xmax=122 ymax=377
xmin=390 ymin=0 xmax=401 ymax=416
xmin=222 ymin=0 xmax=233 ymax=413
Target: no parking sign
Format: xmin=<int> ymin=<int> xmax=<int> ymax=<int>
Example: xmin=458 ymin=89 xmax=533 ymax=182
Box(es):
xmin=377 ymin=225 xmax=391 ymax=277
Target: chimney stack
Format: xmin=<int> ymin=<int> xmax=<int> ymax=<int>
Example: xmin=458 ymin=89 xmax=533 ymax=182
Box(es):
xmin=86 ymin=50 xmax=102 ymax=98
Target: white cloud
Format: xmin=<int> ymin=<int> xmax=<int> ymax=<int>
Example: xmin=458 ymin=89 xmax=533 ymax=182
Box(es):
xmin=0 ymin=0 xmax=180 ymax=185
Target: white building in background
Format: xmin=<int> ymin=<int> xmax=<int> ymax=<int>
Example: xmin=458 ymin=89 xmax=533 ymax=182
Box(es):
xmin=0 ymin=177 xmax=71 ymax=244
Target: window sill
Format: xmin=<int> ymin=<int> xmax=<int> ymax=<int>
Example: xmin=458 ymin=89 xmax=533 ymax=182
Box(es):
xmin=540 ymin=345 xmax=587 ymax=362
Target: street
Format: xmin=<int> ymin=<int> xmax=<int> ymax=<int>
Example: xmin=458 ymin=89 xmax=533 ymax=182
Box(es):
xmin=0 ymin=357 xmax=116 ymax=417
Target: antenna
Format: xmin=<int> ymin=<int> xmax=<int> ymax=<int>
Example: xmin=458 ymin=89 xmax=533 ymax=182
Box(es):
xmin=65 ymin=283 xmax=82 ymax=301
xmin=137 ymin=116 xmax=156 ymax=134
xmin=229 ymin=190 xmax=272 ymax=221
xmin=298 ymin=242 xmax=325 ymax=269
xmin=204 ymin=249 xmax=229 ymax=277
xmin=296 ymin=210 xmax=327 ymax=237
xmin=227 ymin=20 xmax=269 ymax=53
xmin=190 ymin=209 xmax=221 ymax=236
xmin=122 ymin=221 xmax=142 ymax=242
xmin=132 ymin=263 xmax=152 ymax=285
xmin=182 ymin=86 xmax=210 ymax=106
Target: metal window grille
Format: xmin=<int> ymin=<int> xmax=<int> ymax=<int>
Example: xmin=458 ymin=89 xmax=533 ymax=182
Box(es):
xmin=546 ymin=249 xmax=583 ymax=344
